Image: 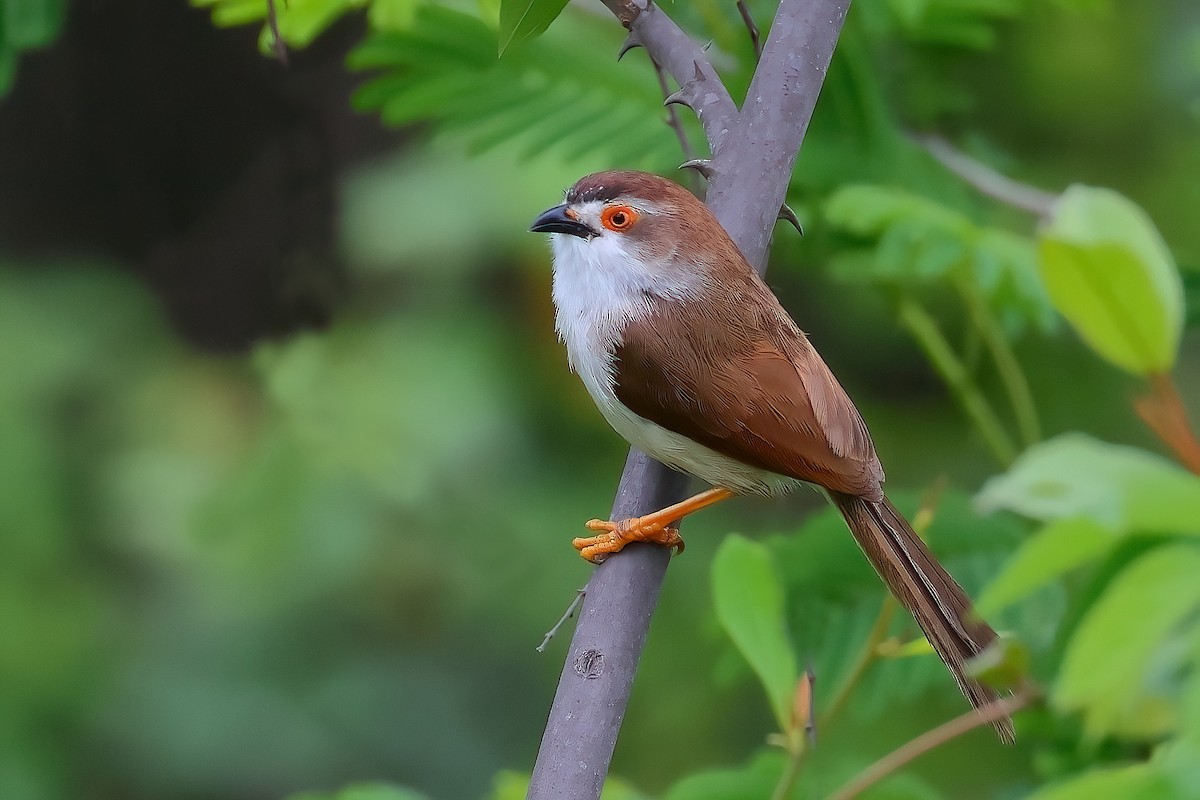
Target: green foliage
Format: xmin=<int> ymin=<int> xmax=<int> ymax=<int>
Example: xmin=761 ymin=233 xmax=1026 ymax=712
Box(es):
xmin=1024 ymin=763 xmax=1173 ymax=800
xmin=976 ymin=517 xmax=1112 ymax=615
xmin=195 ymin=0 xmax=358 ymax=51
xmin=348 ymin=6 xmax=681 ymax=168
xmin=976 ymin=433 xmax=1200 ymax=533
xmin=825 ymin=183 xmax=1053 ymax=333
xmin=488 ymin=771 xmax=646 ymax=800
xmin=1056 ymin=544 xmax=1200 ymax=738
xmin=1038 ymin=185 xmax=1184 ymax=375
xmin=712 ymin=534 xmax=798 ymax=733
xmin=497 ymin=0 xmax=570 ymax=54
xmin=878 ymin=0 xmax=1022 ymax=49
xmin=289 ymin=784 xmax=431 ymax=800
xmin=661 ymin=751 xmax=788 ymax=800
xmin=0 ymin=0 xmax=65 ymax=95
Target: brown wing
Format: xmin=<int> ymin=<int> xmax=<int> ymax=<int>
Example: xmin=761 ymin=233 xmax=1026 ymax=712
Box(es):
xmin=613 ymin=286 xmax=884 ymax=499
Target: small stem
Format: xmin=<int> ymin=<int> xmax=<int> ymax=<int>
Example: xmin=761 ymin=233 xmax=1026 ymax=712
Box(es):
xmin=769 ymin=747 xmax=805 ymax=800
xmin=1136 ymin=373 xmax=1200 ymax=475
xmin=266 ymin=0 xmax=288 ymax=64
xmin=914 ymin=134 xmax=1056 ymax=219
xmin=651 ymin=57 xmax=698 ymax=163
xmin=820 ymin=597 xmax=897 ymax=731
xmin=956 ymin=279 xmax=1042 ymax=448
xmin=827 ymin=686 xmax=1038 ymax=800
xmin=536 ymin=589 xmax=587 ymax=652
xmin=898 ymin=297 xmax=1018 ymax=466
xmin=736 ymin=0 xmax=762 ymax=59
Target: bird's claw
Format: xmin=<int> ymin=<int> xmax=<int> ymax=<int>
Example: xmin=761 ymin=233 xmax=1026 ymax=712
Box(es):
xmin=573 ymin=518 xmax=685 ymax=563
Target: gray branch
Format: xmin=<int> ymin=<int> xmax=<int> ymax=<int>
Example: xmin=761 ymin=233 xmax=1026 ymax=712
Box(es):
xmin=527 ymin=3 xmax=851 ymax=798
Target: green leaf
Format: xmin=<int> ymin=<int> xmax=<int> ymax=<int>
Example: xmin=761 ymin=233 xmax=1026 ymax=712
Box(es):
xmin=662 ymin=752 xmax=787 ymax=800
xmin=288 ymin=783 xmax=431 ymax=800
xmin=368 ymin=0 xmax=420 ymax=30
xmin=712 ymin=534 xmax=798 ymax=732
xmin=497 ymin=0 xmax=570 ymax=55
xmin=1037 ymin=185 xmax=1184 ymax=374
xmin=1024 ymin=763 xmax=1171 ymax=800
xmin=975 ymin=433 xmax=1200 ymax=534
xmin=3 ymin=0 xmax=65 ymax=47
xmin=976 ymin=517 xmax=1114 ymax=615
xmin=1056 ymin=544 xmax=1200 ymax=737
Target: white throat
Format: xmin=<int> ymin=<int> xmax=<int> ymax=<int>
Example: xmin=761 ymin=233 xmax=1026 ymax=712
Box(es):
xmin=550 ymin=231 xmax=693 ymax=384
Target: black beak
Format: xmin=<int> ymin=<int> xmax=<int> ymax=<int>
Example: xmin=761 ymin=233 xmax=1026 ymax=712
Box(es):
xmin=529 ymin=204 xmax=594 ymax=238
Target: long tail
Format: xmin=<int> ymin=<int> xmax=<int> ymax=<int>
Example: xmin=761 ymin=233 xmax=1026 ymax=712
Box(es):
xmin=831 ymin=492 xmax=1015 ymax=743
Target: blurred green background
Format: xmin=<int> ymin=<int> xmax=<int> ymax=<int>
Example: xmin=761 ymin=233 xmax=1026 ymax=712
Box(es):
xmin=1 ymin=1 xmax=1198 ymax=799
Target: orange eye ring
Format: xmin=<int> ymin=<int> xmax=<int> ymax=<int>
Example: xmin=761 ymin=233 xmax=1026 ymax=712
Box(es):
xmin=600 ymin=204 xmax=638 ymax=232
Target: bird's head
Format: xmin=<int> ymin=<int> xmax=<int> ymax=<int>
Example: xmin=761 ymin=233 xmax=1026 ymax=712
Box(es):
xmin=529 ymin=171 xmax=744 ymax=296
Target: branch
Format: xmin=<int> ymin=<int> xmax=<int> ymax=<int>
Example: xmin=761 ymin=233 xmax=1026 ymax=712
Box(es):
xmin=527 ymin=3 xmax=851 ymax=799
xmin=914 ymin=134 xmax=1057 ymax=219
xmin=826 ymin=686 xmax=1038 ymax=800
xmin=608 ymin=0 xmax=740 ymax=156
xmin=706 ymin=0 xmax=850 ymax=270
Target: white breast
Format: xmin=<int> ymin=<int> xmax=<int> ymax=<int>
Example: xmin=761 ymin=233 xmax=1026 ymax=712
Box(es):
xmin=549 ymin=233 xmax=798 ymax=497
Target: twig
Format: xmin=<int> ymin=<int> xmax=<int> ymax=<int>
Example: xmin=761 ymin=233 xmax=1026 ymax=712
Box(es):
xmin=820 ymin=597 xmax=897 ymax=731
xmin=826 ymin=686 xmax=1038 ymax=800
xmin=266 ymin=0 xmax=288 ymax=64
xmin=897 ymin=297 xmax=1018 ymax=467
xmin=1136 ymin=373 xmax=1200 ymax=475
xmin=955 ymin=278 xmax=1042 ymax=448
xmin=526 ymin=3 xmax=851 ymax=799
xmin=536 ymin=589 xmax=587 ymax=652
xmin=652 ymin=58 xmax=697 ymax=162
xmin=737 ymin=0 xmax=762 ymax=59
xmin=914 ymin=134 xmax=1056 ymax=219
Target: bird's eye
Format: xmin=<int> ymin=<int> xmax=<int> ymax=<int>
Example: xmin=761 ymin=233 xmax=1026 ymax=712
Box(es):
xmin=600 ymin=205 xmax=638 ymax=232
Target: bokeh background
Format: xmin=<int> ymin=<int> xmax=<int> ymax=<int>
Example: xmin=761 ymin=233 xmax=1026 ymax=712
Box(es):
xmin=1 ymin=1 xmax=1198 ymax=799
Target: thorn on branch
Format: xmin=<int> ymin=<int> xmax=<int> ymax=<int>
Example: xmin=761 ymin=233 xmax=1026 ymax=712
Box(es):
xmin=617 ymin=30 xmax=643 ymax=61
xmin=679 ymin=159 xmax=715 ymax=179
xmin=777 ymin=203 xmax=803 ymax=235
xmin=736 ymin=0 xmax=762 ymax=60
xmin=663 ymin=64 xmax=708 ymax=112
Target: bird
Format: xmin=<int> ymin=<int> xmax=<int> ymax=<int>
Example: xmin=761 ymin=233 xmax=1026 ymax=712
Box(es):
xmin=529 ymin=169 xmax=1014 ymax=741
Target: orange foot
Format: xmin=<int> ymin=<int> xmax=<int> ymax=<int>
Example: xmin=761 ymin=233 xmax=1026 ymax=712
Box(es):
xmin=572 ymin=517 xmax=685 ymax=563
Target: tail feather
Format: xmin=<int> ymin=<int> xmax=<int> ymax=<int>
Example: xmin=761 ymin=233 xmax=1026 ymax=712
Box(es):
xmin=832 ymin=492 xmax=1015 ymax=743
